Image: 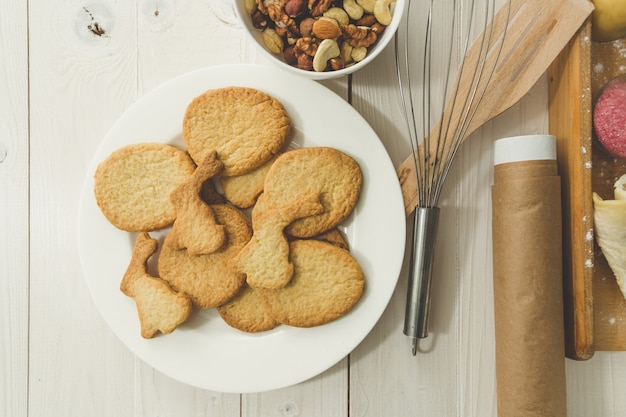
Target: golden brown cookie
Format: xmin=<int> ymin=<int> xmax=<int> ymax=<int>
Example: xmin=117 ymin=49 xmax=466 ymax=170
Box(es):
xmin=182 ymin=87 xmax=291 ymax=176
xmin=200 ymin=178 xmax=226 ymax=205
xmin=232 ymin=193 xmax=323 ymax=289
xmin=120 ymin=232 xmax=192 ymax=339
xmin=219 ymin=153 xmax=280 ymax=209
xmin=217 ymin=285 xmax=279 ymax=333
xmin=257 ymin=147 xmax=362 ymax=238
xmin=158 ymin=204 xmax=252 ymax=309
xmin=169 ymin=151 xmax=225 ymax=255
xmin=311 ymin=228 xmax=349 ymax=251
xmin=260 ymin=239 xmax=365 ymax=327
xmin=94 ymin=143 xmax=196 ymax=232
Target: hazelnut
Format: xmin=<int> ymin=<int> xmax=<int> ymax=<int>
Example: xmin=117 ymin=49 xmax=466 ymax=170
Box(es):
xmin=283 ymin=44 xmax=298 ymax=65
xmin=285 ymin=0 xmax=307 ymax=18
xmin=297 ymin=54 xmax=314 ymax=71
xmin=356 ymin=14 xmax=377 ymax=26
xmin=329 ymin=57 xmax=345 ymax=71
xmin=371 ymin=22 xmax=386 ymax=35
xmin=251 ymin=9 xmax=269 ymax=29
xmin=300 ymin=17 xmax=315 ymax=37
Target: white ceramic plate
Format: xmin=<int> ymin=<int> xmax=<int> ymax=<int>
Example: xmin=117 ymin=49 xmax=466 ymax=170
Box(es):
xmin=78 ymin=64 xmax=406 ymax=393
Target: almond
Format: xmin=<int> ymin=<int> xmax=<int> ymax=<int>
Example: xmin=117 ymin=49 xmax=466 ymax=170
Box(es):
xmin=312 ymin=17 xmax=342 ymax=40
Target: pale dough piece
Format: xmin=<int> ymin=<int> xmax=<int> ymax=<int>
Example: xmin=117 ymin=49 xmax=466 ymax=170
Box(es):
xmin=593 ymin=173 xmax=626 ymax=299
xmin=120 ymin=233 xmax=192 ymax=339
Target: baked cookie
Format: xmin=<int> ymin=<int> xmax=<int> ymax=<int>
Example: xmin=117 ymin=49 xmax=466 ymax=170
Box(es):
xmin=94 ymin=143 xmax=196 ymax=232
xmin=120 ymin=232 xmax=192 ymax=339
xmin=220 ymin=153 xmax=279 ymax=209
xmin=169 ymin=151 xmax=225 ymax=255
xmin=256 ymin=147 xmax=362 ymax=238
xmin=311 ymin=228 xmax=349 ymax=251
xmin=182 ymin=87 xmax=291 ymax=176
xmin=260 ymin=239 xmax=365 ymax=327
xmin=217 ymin=285 xmax=279 ymax=333
xmin=232 ymin=193 xmax=323 ymax=289
xmin=158 ymin=204 xmax=252 ymax=309
xmin=200 ymin=178 xmax=226 ymax=205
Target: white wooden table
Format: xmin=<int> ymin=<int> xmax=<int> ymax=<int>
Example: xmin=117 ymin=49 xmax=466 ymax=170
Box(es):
xmin=3 ymin=0 xmax=626 ymax=416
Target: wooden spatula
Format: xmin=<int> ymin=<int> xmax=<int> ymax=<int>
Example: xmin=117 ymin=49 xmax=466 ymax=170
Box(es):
xmin=398 ymin=0 xmax=594 ymax=215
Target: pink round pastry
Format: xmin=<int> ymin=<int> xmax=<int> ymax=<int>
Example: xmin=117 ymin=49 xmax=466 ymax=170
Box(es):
xmin=594 ymin=75 xmax=626 ymax=159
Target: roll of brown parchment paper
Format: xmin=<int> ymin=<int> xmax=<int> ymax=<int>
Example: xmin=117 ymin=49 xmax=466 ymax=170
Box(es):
xmin=491 ymin=135 xmax=566 ymax=417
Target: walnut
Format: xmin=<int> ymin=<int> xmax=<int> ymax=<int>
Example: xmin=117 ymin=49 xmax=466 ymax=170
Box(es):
xmin=267 ymin=2 xmax=301 ymax=38
xmin=341 ymin=24 xmax=377 ymax=48
xmin=308 ymin=0 xmax=333 ymax=16
xmin=294 ymin=36 xmax=320 ymax=57
xmin=256 ymin=0 xmax=268 ymax=14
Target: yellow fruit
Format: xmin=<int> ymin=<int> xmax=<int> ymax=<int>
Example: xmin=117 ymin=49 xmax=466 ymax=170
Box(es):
xmin=591 ymin=0 xmax=626 ymax=42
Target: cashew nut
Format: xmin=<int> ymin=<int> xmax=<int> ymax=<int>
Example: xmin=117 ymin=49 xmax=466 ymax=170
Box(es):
xmin=350 ymin=46 xmax=368 ymax=63
xmin=244 ymin=0 xmax=257 ymax=14
xmin=342 ymin=0 xmax=364 ymax=21
xmin=261 ymin=28 xmax=284 ymax=54
xmin=340 ymin=41 xmax=354 ymax=64
xmin=313 ymin=39 xmax=341 ymax=72
xmin=324 ymin=7 xmax=350 ymax=26
xmin=373 ymin=0 xmax=393 ymax=26
xmin=356 ymin=0 xmax=376 ymax=14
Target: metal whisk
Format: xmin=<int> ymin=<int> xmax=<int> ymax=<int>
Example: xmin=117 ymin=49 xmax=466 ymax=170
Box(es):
xmin=395 ymin=0 xmax=511 ymax=355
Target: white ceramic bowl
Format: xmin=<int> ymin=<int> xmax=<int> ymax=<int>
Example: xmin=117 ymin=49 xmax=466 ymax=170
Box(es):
xmin=233 ymin=0 xmax=406 ymax=80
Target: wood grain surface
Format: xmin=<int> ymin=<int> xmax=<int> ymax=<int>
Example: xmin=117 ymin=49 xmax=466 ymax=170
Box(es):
xmin=5 ymin=0 xmax=626 ymax=416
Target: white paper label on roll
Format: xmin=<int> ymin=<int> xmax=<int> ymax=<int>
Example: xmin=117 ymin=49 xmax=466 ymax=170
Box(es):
xmin=494 ymin=135 xmax=557 ymax=166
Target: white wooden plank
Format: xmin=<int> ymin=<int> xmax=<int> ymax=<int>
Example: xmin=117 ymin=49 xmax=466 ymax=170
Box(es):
xmin=27 ymin=0 xmax=141 ymax=415
xmin=132 ymin=363 xmax=241 ymax=416
xmin=243 ymin=360 xmax=348 ymax=416
xmin=566 ymin=352 xmax=626 ymax=417
xmin=137 ymin=0 xmax=256 ymax=89
xmin=349 ymin=39 xmax=464 ymax=417
xmin=0 ymin=1 xmax=29 ymax=417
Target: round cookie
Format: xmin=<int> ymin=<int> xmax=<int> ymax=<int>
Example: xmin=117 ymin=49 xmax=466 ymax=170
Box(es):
xmin=257 ymin=147 xmax=363 ymax=238
xmin=217 ymin=285 xmax=279 ymax=333
xmin=182 ymin=87 xmax=291 ymax=176
xmin=94 ymin=143 xmax=196 ymax=232
xmin=220 ymin=153 xmax=279 ymax=209
xmin=260 ymin=239 xmax=365 ymax=328
xmin=158 ymin=204 xmax=252 ymax=309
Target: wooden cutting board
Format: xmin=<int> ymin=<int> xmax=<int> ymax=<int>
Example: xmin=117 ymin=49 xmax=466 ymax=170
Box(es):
xmin=548 ymin=20 xmax=626 ymax=360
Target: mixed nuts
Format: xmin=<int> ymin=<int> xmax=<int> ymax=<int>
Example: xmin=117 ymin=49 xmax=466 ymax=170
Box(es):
xmin=245 ymin=0 xmax=397 ymax=73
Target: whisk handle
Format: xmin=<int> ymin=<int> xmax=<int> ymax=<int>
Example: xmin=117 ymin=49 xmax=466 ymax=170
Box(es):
xmin=404 ymin=207 xmax=440 ymax=344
